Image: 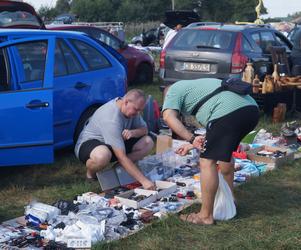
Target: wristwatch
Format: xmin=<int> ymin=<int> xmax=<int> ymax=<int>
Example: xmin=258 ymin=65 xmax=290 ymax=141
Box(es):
xmin=189 ymin=134 xmax=196 ymax=144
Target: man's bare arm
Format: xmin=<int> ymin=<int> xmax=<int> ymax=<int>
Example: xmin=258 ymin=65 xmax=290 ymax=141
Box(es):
xmin=113 ymin=147 xmax=154 ymax=189
xmin=162 ymin=109 xmax=193 ymax=141
xmin=122 ymin=126 xmax=148 ymax=140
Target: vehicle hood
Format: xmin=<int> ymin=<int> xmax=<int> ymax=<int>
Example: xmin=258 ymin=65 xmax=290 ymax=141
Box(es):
xmin=164 ymin=10 xmax=200 ymax=28
xmin=0 ymin=1 xmax=45 ymax=29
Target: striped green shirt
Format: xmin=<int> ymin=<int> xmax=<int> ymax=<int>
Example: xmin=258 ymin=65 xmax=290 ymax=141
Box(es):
xmin=162 ymin=78 xmax=258 ymax=126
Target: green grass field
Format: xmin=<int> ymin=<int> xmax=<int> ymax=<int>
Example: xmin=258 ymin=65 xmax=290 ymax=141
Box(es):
xmin=0 ymin=80 xmax=301 ymax=249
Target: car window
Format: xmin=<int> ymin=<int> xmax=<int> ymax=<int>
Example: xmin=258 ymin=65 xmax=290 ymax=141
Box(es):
xmin=242 ymin=36 xmax=253 ymax=52
xmin=71 ymin=39 xmax=111 ymax=70
xmin=92 ymin=30 xmax=120 ymax=50
xmin=54 ymin=41 xmax=67 ymax=76
xmin=0 ymin=49 xmax=10 ymax=92
xmin=15 ymin=41 xmax=47 ymax=82
xmin=0 ymin=11 xmax=40 ymax=28
xmin=260 ymin=31 xmax=277 ymax=53
xmin=172 ymin=30 xmax=233 ymax=50
xmin=73 ymin=27 xmax=121 ymax=50
xmin=211 ymin=32 xmax=232 ymax=49
xmin=55 ymin=39 xmax=83 ymax=76
xmin=251 ymin=32 xmax=261 ymax=46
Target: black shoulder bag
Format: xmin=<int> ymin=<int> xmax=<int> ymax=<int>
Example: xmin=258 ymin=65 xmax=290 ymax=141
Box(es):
xmin=191 ymin=78 xmax=252 ymax=116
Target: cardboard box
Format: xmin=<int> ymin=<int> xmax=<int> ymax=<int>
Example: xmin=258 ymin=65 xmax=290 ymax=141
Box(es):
xmin=247 ymin=145 xmax=294 ymax=168
xmin=155 ymin=180 xmax=177 ymax=199
xmin=96 ymin=167 xmax=120 ymax=191
xmin=156 ymin=135 xmax=172 ymax=153
xmin=115 ymin=188 xmax=158 ymax=209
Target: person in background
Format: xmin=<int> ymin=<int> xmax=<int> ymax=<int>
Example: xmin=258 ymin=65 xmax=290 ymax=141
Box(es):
xmin=74 ymin=89 xmax=155 ymax=190
xmin=162 ymin=78 xmax=259 ymax=225
xmin=163 ymin=23 xmax=182 ymax=49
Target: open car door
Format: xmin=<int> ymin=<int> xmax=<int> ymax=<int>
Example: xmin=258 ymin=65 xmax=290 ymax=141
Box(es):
xmin=0 ymin=36 xmax=54 ymax=166
xmin=164 ymin=10 xmax=200 ymax=28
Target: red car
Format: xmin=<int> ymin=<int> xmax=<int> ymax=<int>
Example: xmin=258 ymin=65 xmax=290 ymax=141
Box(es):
xmin=48 ymin=25 xmax=155 ymax=84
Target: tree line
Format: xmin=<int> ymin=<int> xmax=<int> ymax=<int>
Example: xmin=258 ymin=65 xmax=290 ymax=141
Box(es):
xmin=39 ymin=0 xmax=272 ymax=23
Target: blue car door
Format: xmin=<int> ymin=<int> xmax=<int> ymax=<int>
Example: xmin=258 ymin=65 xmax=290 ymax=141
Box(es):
xmin=0 ymin=36 xmax=55 ymax=166
xmin=52 ymin=38 xmax=90 ymax=148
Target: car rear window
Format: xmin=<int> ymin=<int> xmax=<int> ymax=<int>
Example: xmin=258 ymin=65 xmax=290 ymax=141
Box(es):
xmin=171 ymin=29 xmax=234 ymax=50
xmin=0 ymin=11 xmax=40 ymax=28
xmin=71 ymin=39 xmax=111 ymax=70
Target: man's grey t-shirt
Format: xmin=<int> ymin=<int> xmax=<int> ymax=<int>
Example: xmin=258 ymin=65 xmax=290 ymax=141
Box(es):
xmin=74 ymin=98 xmax=147 ymax=158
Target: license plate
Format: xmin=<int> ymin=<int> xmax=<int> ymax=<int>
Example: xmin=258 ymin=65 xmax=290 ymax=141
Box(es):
xmin=183 ymin=62 xmax=210 ymax=72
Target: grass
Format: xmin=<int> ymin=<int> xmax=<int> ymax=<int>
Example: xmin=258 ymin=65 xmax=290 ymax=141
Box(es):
xmin=1 ymin=79 xmax=301 ymax=249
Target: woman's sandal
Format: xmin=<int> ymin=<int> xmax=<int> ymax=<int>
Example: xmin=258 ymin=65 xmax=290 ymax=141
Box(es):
xmin=179 ymin=213 xmax=216 ymax=225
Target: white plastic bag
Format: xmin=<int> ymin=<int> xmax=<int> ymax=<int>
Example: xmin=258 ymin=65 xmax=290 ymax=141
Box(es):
xmin=213 ymin=173 xmax=236 ymax=220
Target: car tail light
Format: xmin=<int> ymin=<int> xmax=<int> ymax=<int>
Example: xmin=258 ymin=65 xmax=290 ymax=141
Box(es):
xmin=160 ymin=49 xmax=166 ymax=69
xmin=231 ymin=32 xmax=248 ymax=74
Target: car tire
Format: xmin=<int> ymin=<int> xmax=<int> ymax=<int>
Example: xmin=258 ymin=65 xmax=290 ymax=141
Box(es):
xmin=73 ymin=105 xmax=99 ymax=143
xmin=134 ymin=63 xmax=153 ymax=84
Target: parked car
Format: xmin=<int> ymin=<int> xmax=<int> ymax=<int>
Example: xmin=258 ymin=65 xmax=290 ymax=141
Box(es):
xmin=131 ymin=26 xmax=169 ymax=47
xmin=49 ymin=25 xmax=155 ymax=84
xmin=52 ymin=13 xmax=77 ymax=24
xmin=159 ymin=24 xmax=293 ymax=84
xmin=0 ymin=0 xmax=45 ymax=29
xmin=0 ymin=29 xmax=127 ymax=167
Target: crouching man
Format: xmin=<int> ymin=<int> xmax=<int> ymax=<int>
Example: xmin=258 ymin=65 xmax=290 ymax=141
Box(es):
xmin=74 ymin=89 xmax=155 ymax=190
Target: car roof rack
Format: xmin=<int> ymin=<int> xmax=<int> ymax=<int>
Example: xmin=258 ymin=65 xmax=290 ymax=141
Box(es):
xmin=235 ymin=21 xmax=272 ymax=29
xmin=187 ymin=22 xmax=222 ymax=27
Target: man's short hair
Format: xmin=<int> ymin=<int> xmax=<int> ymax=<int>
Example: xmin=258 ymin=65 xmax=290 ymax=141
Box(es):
xmin=125 ymin=89 xmax=146 ymax=102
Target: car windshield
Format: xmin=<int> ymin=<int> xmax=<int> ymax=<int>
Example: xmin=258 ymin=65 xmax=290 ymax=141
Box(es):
xmin=0 ymin=11 xmax=40 ymax=27
xmin=172 ymin=29 xmax=234 ymax=50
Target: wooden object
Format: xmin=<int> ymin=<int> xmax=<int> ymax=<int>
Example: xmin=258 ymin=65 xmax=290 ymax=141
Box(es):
xmin=265 ymin=75 xmax=274 ymax=93
xmin=242 ymin=62 xmax=254 ymax=83
xmin=269 ymin=46 xmax=291 ymax=75
xmin=277 ymin=103 xmax=287 ymax=121
xmin=252 ymin=74 xmax=260 ymax=93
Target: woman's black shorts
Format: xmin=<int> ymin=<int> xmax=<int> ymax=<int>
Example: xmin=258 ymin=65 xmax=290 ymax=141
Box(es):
xmin=78 ymin=137 xmax=141 ymax=164
xmin=200 ymin=105 xmax=259 ymax=162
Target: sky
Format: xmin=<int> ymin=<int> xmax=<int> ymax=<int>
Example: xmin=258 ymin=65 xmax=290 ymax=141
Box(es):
xmin=24 ymin=0 xmax=301 ymax=18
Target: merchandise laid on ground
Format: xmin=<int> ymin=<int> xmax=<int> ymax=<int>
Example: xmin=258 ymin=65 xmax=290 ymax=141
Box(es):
xmin=1 ymin=123 xmax=301 ymax=249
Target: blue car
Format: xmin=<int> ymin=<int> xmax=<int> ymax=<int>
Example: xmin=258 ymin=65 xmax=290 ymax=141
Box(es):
xmin=0 ymin=29 xmax=127 ymax=167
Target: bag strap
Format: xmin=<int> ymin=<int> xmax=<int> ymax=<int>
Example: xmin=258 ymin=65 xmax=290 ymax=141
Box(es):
xmin=191 ymin=86 xmax=224 ymax=116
